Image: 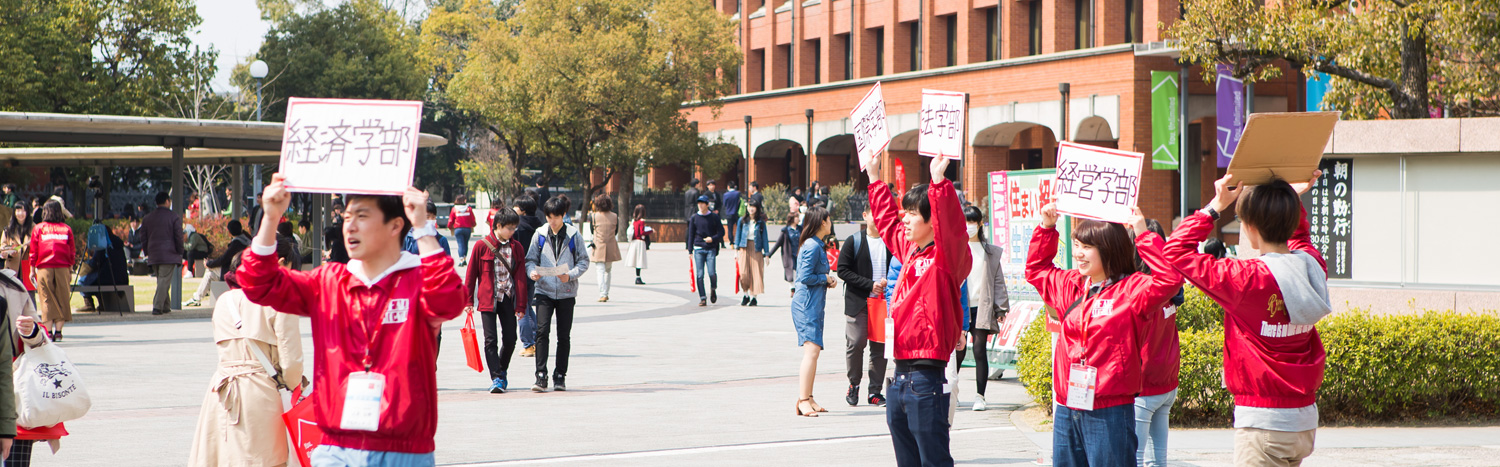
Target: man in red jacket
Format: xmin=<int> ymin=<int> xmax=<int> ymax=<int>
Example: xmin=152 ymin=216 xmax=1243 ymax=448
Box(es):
xmin=238 ymin=174 xmax=464 ymax=466
xmin=1164 ymin=173 xmax=1331 ymax=467
xmin=865 ymin=154 xmax=971 ymax=467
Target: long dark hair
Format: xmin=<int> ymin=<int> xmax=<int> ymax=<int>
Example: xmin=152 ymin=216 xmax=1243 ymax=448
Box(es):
xmin=797 ymin=207 xmax=830 ymax=249
xmin=3 ymin=203 xmax=32 ymax=241
xmin=632 ymin=204 xmax=645 ymax=221
xmin=38 ymin=200 xmax=66 ymax=224
xmin=746 ymin=202 xmax=767 ymax=223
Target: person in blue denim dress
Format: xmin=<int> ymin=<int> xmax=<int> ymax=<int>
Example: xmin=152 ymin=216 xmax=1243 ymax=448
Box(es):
xmin=791 ymin=207 xmax=836 ymax=417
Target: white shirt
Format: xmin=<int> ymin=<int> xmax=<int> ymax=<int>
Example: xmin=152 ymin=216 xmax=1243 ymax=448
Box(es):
xmin=868 ymin=235 xmax=887 ymax=298
xmin=967 ymin=242 xmax=986 ymax=305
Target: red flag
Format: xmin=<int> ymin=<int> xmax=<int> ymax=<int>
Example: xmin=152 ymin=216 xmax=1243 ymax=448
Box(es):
xmin=688 ymin=256 xmax=696 ymax=293
xmin=894 ymin=158 xmax=907 ymax=195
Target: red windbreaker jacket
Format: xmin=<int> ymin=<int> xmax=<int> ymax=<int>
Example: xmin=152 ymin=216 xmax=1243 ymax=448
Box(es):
xmin=449 ymin=205 xmax=477 ymax=229
xmin=1140 ymin=299 xmax=1182 ymax=397
xmin=1164 ymin=210 xmax=1327 ymax=409
xmin=463 ymin=233 xmax=527 ymax=314
xmin=869 ymin=179 xmax=971 ymax=362
xmin=237 ymin=245 xmax=465 ymax=454
xmin=28 ymin=222 xmax=75 ymax=269
xmin=1026 ymin=227 xmax=1182 ymax=410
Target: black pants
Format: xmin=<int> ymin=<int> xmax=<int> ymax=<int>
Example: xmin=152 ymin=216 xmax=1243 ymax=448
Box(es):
xmin=955 ymin=320 xmax=993 ymax=396
xmin=481 ymin=294 xmax=519 ymax=380
xmin=534 ymin=294 xmax=576 ymax=379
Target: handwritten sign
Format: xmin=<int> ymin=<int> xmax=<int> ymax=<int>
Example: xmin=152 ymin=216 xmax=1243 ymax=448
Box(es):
xmin=851 ymin=83 xmax=891 ymax=170
xmin=917 ymin=89 xmax=966 ymax=160
xmin=1053 ymin=141 xmax=1145 ymax=224
xmin=279 ymin=97 xmax=424 ymax=195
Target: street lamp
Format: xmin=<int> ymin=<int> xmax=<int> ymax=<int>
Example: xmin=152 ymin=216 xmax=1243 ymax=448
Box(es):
xmin=250 ymin=60 xmax=268 ymax=200
xmin=743 ymin=115 xmax=752 ymax=191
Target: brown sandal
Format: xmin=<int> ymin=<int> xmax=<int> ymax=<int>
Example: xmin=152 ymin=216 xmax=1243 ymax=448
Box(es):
xmin=808 ymin=396 xmax=828 ymax=413
xmin=796 ymin=398 xmax=819 ymax=417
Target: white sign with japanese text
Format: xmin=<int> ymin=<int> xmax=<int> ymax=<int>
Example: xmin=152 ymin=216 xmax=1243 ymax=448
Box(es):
xmin=1053 ymin=141 xmax=1145 ymax=224
xmin=917 ymin=89 xmax=966 ymax=160
xmin=279 ymin=98 xmax=424 ymax=195
xmin=850 ymin=83 xmax=891 ymax=170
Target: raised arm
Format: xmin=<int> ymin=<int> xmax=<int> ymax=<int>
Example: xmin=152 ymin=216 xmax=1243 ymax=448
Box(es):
xmin=240 ymin=174 xmax=319 ymax=317
xmin=1285 ymin=173 xmax=1328 ymax=273
xmin=1163 ymin=176 xmax=1254 ymax=308
xmin=865 ymin=156 xmax=910 ymax=262
xmin=927 ymin=156 xmax=970 ymax=280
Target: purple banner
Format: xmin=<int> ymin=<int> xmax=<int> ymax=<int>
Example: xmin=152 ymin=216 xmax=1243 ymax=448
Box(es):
xmin=1215 ymin=64 xmax=1246 ymax=168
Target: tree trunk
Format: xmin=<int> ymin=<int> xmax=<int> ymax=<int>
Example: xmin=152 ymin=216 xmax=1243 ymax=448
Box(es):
xmin=615 ymin=165 xmax=634 ymax=243
xmin=1391 ymin=21 xmax=1431 ymax=119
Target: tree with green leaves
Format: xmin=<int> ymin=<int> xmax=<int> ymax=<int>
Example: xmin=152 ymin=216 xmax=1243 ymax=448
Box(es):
xmin=450 ymin=0 xmax=743 ymax=212
xmin=1170 ymin=0 xmax=1500 ymax=119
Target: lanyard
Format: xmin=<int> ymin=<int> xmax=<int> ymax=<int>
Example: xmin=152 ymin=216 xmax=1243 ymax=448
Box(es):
xmin=1066 ymin=278 xmax=1109 ymax=363
xmin=354 ymin=276 xmax=403 ymax=370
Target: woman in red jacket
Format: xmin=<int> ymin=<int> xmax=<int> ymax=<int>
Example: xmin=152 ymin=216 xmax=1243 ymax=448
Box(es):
xmin=450 ymin=195 xmax=478 ymax=267
xmin=1025 ymin=204 xmax=1182 ymax=467
xmin=463 ymin=209 xmax=528 ymax=394
xmin=27 ymin=202 xmax=73 ymax=342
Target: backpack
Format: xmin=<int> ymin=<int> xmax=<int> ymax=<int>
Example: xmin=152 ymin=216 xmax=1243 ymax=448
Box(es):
xmin=536 ymin=229 xmax=578 ymax=262
xmin=86 ymin=223 xmax=109 ymax=253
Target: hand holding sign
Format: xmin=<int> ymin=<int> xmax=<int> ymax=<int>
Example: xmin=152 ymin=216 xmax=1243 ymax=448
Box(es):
xmin=1207 ymin=176 xmax=1244 ymax=213
xmin=930 ymin=152 xmax=951 ymax=182
xmin=1126 ymin=207 xmax=1148 ymax=236
xmin=263 ymin=173 xmax=292 ymax=220
xmin=1053 ymin=142 xmax=1146 ymax=224
xmin=850 ymin=83 xmax=891 ymax=170
xmin=1223 ymin=112 xmax=1339 ymax=186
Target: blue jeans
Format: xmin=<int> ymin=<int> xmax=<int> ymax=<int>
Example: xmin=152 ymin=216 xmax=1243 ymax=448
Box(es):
xmin=310 ymin=445 xmax=434 ymax=467
xmin=692 ymin=249 xmax=717 ymax=300
xmin=519 ymin=279 xmax=537 ymax=348
xmin=887 ymin=366 xmax=953 ymax=467
xmin=1134 ymin=389 xmax=1177 ymax=467
xmin=1053 ymin=403 xmax=1138 ymax=467
xmin=453 ymin=227 xmax=473 ymax=260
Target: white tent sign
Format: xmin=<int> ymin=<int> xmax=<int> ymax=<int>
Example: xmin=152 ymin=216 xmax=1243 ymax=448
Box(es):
xmin=279 ymin=97 xmax=424 ymax=195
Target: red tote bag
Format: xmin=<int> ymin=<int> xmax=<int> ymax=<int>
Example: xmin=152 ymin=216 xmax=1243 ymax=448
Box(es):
xmin=461 ymin=312 xmax=484 ymax=372
xmin=866 ymin=298 xmax=888 ymax=343
xmin=282 ymin=387 xmax=322 ymax=467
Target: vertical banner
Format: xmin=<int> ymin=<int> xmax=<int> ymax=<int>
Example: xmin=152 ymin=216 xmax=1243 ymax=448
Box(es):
xmin=988 ymin=171 xmax=1008 ymax=248
xmin=917 ymin=89 xmax=968 ymax=160
xmin=1150 ymin=71 xmax=1180 ymax=170
xmin=280 ymin=98 xmax=425 ymax=195
xmin=1053 ymin=142 xmax=1145 ymax=224
xmin=1306 ymin=71 xmax=1330 ymax=112
xmin=893 ymin=158 xmax=907 ymax=195
xmin=999 ymin=169 xmax=1069 ymax=299
xmin=851 ymin=82 xmax=892 ymax=170
xmin=1215 ymin=64 xmax=1246 ymax=168
xmin=1301 ymin=158 xmax=1353 ymax=279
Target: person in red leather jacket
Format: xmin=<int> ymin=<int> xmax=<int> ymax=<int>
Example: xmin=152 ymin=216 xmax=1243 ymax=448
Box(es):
xmin=237 ymin=174 xmax=464 ymax=466
xmin=1026 ymin=203 xmax=1182 ymax=467
xmin=865 ymin=154 xmax=970 ymax=467
xmin=1164 ymin=173 xmax=1331 ymax=467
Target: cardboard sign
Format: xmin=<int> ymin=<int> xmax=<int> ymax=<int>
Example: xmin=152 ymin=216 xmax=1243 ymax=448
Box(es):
xmin=1053 ymin=141 xmax=1145 ymax=224
xmin=851 ymin=83 xmax=891 ymax=170
xmin=279 ymin=98 xmax=424 ymax=195
xmin=917 ymin=89 xmax=966 ymax=160
xmin=1224 ymin=112 xmax=1340 ymax=186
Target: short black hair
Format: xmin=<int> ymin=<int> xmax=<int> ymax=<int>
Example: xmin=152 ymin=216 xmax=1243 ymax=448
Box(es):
xmin=728 ymin=181 xmax=738 ymax=190
xmin=1073 ymin=220 xmax=1137 ymax=278
xmin=227 ymin=219 xmax=244 ymax=236
xmin=425 ymin=199 xmax=438 ymax=215
xmin=493 ymin=209 xmax=520 ymax=228
xmin=900 ymin=184 xmax=931 ymax=221
xmin=346 ymin=194 xmax=411 ymax=238
xmin=514 ymin=196 xmax=538 ymax=216
xmin=689 ymin=178 xmax=700 ymax=187
xmin=749 ymin=181 xmax=759 ymax=189
xmin=298 ymin=219 xmax=311 ymax=230
xmin=52 ymin=186 xmax=65 ymax=197
xmin=277 ymin=221 xmax=294 ymax=238
xmin=155 ymin=192 xmax=170 ymax=206
xmin=707 ymin=179 xmax=717 ymax=186
xmin=962 ymin=204 xmax=984 ymax=224
xmin=542 ymin=195 xmax=571 ymax=217
xmin=1239 ymin=179 xmax=1301 ymax=244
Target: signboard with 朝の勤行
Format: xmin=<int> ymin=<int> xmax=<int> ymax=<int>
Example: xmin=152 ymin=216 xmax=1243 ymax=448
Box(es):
xmin=850 ymin=82 xmax=891 ymax=170
xmin=1052 ymin=141 xmax=1145 ymax=224
xmin=279 ymin=97 xmax=424 ymax=195
xmin=917 ymin=90 xmax=966 ymax=160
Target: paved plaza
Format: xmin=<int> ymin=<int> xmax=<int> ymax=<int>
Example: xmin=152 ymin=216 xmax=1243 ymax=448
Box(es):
xmin=43 ymin=245 xmax=1500 ymax=466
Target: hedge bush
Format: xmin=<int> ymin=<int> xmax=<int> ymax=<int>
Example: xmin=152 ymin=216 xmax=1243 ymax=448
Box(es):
xmin=1015 ymin=285 xmax=1500 ymax=426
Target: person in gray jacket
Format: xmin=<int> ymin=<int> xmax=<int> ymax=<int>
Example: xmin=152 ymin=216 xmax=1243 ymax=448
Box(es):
xmin=958 ymin=204 xmax=1008 ymax=411
xmin=525 ymin=195 xmax=589 ymax=393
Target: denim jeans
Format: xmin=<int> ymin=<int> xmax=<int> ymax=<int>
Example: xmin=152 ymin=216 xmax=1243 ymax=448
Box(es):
xmin=1134 ymin=389 xmax=1177 ymax=467
xmin=692 ymin=249 xmax=717 ymax=300
xmin=519 ymin=279 xmax=537 ymax=348
xmin=887 ymin=366 xmax=953 ymax=467
xmin=309 ymin=445 xmax=435 ymax=467
xmin=453 ymin=227 xmax=472 ymax=260
xmin=1053 ymin=403 xmax=1138 ymax=467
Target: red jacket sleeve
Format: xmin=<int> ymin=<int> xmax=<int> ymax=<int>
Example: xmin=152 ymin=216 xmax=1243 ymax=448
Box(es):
xmin=1163 ymin=211 xmax=1257 ymax=314
xmin=928 ymin=179 xmax=972 ymax=282
xmin=1130 ymin=231 xmax=1185 ymax=316
xmin=1285 ymin=205 xmax=1327 ymax=273
xmin=419 ymin=253 xmax=465 ymax=322
xmin=1025 ymin=226 xmax=1083 ymax=312
xmin=237 ymin=246 xmax=320 ymax=317
xmin=868 ymin=181 xmax=910 ymax=264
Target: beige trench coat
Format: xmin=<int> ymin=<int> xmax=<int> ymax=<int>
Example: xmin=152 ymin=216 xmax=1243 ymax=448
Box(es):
xmin=590 ymin=212 xmax=622 ymax=263
xmin=188 ymin=289 xmax=303 ymax=467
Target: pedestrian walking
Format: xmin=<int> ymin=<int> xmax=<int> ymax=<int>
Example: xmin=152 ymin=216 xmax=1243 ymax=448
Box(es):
xmin=625 ymin=205 xmax=651 ymax=285
xmin=791 ymin=207 xmax=835 ymax=417
xmin=588 ymin=194 xmax=621 ymax=302
xmin=746 ymin=181 xmax=764 ymax=208
xmin=525 ymin=195 xmax=589 ymax=393
xmin=723 ymin=181 xmax=742 ymax=245
xmin=450 ymin=195 xmax=477 ymax=267
xmin=187 ymin=220 xmax=250 ymax=307
xmin=1 ymin=203 xmax=35 ymax=301
xmin=238 ymin=174 xmax=464 ymax=466
xmin=957 ymin=205 xmax=1008 ymax=412
xmin=734 ymin=202 xmax=768 ymax=306
xmin=3 ymin=272 xmax=65 ymax=467
xmin=1164 ymin=174 xmax=1332 ymax=467
xmin=1135 ymin=219 xmax=1184 ymax=467
xmin=865 ymin=155 xmax=970 ymax=467
xmin=322 ymin=202 xmax=349 ymax=265
xmin=767 ymin=212 xmax=801 ymax=297
xmin=403 ymin=200 xmax=451 ymax=256
xmin=704 ymin=180 xmax=723 ymax=215
xmin=28 ymin=201 xmax=73 ymax=341
xmin=464 ymin=209 xmax=528 ymax=394
xmin=0 ymin=184 xmax=17 ymax=228
xmin=139 ymin=192 xmax=185 ymax=315
xmin=683 ymin=179 xmax=701 ymax=220
xmin=188 ymin=249 xmax=304 ymax=467
xmin=512 ymin=196 xmax=545 ymax=358
xmin=836 ymin=204 xmax=893 ymax=407
xmin=684 ymin=196 xmax=724 ymax=306
xmin=1025 ymin=202 xmax=1182 ymax=467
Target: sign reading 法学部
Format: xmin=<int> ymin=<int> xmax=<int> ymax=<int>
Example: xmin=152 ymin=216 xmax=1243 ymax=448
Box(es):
xmin=279 ymin=98 xmax=424 ymax=195
xmin=917 ymin=90 xmax=966 ymax=160
xmin=851 ymin=83 xmax=891 ymax=170
xmin=1053 ymin=142 xmax=1145 ymax=224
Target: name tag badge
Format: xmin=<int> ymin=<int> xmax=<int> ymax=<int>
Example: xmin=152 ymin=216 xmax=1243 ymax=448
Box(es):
xmin=1066 ymin=363 xmax=1097 ymax=411
xmin=382 ymin=299 xmax=410 ymax=325
xmin=1165 ymin=305 xmax=1178 ymax=319
xmin=884 ymin=317 xmax=895 ymax=360
xmin=1091 ymin=299 xmax=1114 ymax=318
xmin=341 ymin=372 xmax=385 ymax=431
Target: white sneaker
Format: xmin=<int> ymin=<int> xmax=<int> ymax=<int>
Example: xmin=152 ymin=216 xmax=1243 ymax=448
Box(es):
xmin=972 ymin=395 xmax=987 ymax=411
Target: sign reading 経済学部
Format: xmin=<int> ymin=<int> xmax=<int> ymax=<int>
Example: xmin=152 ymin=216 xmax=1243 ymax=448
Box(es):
xmin=279 ymin=98 xmax=424 ymax=195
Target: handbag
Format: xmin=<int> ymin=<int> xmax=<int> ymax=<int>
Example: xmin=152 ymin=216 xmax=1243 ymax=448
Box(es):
xmin=461 ymin=312 xmax=484 ymax=372
xmin=14 ymin=332 xmax=91 ymax=428
xmin=866 ymin=298 xmax=887 ymax=343
xmin=281 ymin=386 xmax=322 ymax=467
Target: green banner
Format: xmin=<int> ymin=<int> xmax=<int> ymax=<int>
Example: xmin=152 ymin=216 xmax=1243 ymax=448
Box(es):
xmin=1151 ymin=71 xmax=1180 ymax=170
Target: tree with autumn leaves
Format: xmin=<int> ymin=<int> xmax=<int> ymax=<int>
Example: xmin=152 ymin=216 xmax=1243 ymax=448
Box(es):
xmin=1170 ymin=0 xmax=1500 ymax=119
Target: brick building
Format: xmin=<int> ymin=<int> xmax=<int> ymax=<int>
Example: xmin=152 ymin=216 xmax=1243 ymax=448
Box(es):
xmin=644 ymin=0 xmax=1310 ymax=225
